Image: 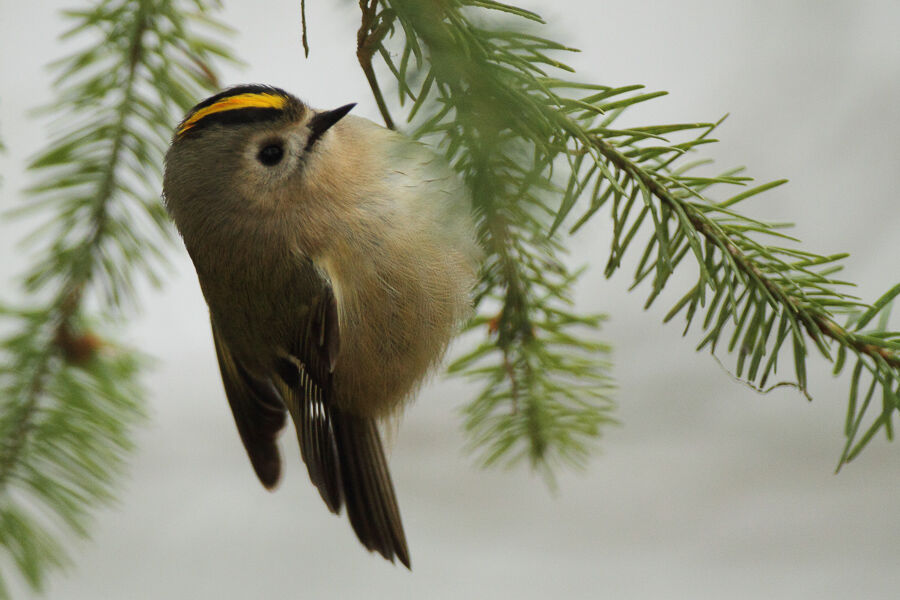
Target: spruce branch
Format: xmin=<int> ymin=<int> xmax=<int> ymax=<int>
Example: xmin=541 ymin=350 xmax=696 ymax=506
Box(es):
xmin=357 ymin=0 xmax=899 ymax=473
xmin=592 ymin=135 xmax=900 ymax=373
xmin=0 ymin=0 xmax=233 ymax=594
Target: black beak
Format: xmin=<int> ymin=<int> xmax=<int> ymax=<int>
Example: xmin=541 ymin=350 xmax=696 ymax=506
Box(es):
xmin=306 ymin=103 xmax=356 ymax=151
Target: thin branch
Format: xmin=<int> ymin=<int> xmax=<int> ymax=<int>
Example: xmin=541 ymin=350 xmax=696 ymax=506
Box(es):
xmin=357 ymin=0 xmax=396 ymax=129
xmin=0 ymin=355 xmax=49 ymax=487
xmin=300 ymin=0 xmax=310 ymax=57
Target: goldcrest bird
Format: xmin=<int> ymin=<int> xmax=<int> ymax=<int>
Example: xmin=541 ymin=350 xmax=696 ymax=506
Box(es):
xmin=162 ymin=85 xmax=478 ymax=568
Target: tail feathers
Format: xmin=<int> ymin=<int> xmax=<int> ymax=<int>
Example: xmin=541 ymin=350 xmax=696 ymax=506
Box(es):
xmin=332 ymin=411 xmax=410 ymax=569
xmin=282 ymin=371 xmax=410 ymax=568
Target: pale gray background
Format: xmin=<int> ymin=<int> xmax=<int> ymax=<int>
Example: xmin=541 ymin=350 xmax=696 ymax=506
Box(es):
xmin=1 ymin=1 xmax=899 ymax=598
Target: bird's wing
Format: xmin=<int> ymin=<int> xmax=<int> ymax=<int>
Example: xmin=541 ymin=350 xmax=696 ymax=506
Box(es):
xmin=211 ymin=318 xmax=287 ymax=489
xmin=276 ymin=287 xmax=343 ymax=513
xmin=275 ymin=273 xmax=411 ymax=568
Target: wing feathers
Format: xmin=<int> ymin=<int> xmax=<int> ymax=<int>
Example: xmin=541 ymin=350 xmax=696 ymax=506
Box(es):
xmin=211 ymin=320 xmax=286 ymax=489
xmin=296 ymin=365 xmax=342 ymax=512
xmin=212 ymin=271 xmax=410 ymax=567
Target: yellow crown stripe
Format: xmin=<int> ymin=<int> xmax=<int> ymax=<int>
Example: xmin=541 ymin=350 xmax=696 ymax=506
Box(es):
xmin=177 ymin=92 xmax=287 ymax=136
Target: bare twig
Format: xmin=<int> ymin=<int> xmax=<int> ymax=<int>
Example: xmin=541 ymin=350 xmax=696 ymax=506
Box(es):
xmin=357 ymin=0 xmax=396 ymax=130
xmin=300 ymin=0 xmax=310 ymax=57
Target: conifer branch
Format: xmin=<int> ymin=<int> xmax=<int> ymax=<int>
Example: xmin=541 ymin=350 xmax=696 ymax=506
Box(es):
xmin=0 ymin=2 xmax=149 ymax=494
xmin=0 ymin=0 xmax=233 ymax=594
xmin=593 ymin=136 xmax=900 ymax=373
xmin=359 ymin=0 xmax=899 ymax=472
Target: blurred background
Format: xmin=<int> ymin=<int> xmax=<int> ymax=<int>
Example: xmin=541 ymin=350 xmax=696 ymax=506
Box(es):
xmin=1 ymin=0 xmax=898 ymax=598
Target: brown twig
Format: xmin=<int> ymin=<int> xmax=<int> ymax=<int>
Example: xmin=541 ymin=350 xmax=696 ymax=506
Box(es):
xmin=357 ymin=0 xmax=396 ymax=130
xmin=300 ymin=0 xmax=310 ymax=57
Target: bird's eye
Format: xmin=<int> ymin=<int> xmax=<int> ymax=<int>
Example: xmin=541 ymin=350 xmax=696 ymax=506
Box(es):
xmin=257 ymin=143 xmax=284 ymax=166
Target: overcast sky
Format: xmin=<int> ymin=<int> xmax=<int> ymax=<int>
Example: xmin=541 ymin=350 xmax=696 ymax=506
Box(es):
xmin=1 ymin=1 xmax=899 ymax=598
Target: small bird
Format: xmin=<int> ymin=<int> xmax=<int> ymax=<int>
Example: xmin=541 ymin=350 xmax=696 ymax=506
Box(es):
xmin=163 ymin=85 xmax=478 ymax=568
